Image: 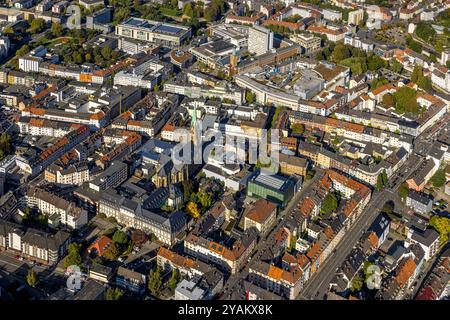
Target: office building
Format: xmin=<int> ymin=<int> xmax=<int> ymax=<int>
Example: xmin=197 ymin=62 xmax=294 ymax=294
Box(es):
xmin=248 ymin=25 xmax=273 ymax=56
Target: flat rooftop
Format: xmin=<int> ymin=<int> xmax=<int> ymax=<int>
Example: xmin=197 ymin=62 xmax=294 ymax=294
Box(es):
xmin=119 ymin=17 xmax=189 ymax=36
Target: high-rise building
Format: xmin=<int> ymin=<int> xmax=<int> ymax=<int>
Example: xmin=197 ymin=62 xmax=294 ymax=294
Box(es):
xmin=348 ymin=9 xmax=364 ymax=26
xmin=248 ymin=25 xmax=273 ymax=56
xmin=440 ymin=49 xmax=450 ymax=66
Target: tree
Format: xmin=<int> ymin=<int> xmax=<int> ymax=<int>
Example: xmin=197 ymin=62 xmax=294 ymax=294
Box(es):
xmin=406 ymin=35 xmax=422 ymax=53
xmin=331 ymin=43 xmax=351 ymax=62
xmin=3 ymin=26 xmax=14 ymax=36
xmin=398 ymin=182 xmax=409 ymax=200
xmin=417 ymin=76 xmax=432 ymax=91
xmin=106 ymin=287 xmax=123 ymax=300
xmin=112 ymin=230 xmax=129 ymax=245
xmin=382 ymin=93 xmax=395 ymax=108
xmin=390 ymin=59 xmax=403 ymax=74
xmin=170 ymin=0 xmax=178 ymax=8
xmin=16 ymin=44 xmax=30 ymax=57
xmin=320 ymin=193 xmax=338 ymax=215
xmin=73 ymin=52 xmax=83 ymax=64
xmin=367 ymin=54 xmax=386 ymax=71
xmin=113 ymin=7 xmax=131 ymax=25
xmin=369 ymin=77 xmax=389 ymax=90
xmin=186 ymin=201 xmax=200 ymax=219
xmin=197 ymin=190 xmax=213 ymax=210
xmin=411 ymin=65 xmax=422 ymax=83
xmin=26 ymin=268 xmax=37 ymax=288
xmin=245 ymin=91 xmax=255 ymax=104
xmin=393 ymin=86 xmax=419 ymax=114
xmin=271 ymin=106 xmax=284 ymax=127
xmin=429 ymin=216 xmax=450 ymax=244
xmin=29 ymin=18 xmax=46 ymax=34
xmin=51 ymin=22 xmax=63 ymax=37
xmin=64 ymin=243 xmax=82 ymax=268
xmin=101 ymin=46 xmax=112 ymax=61
xmin=291 ymin=123 xmax=305 ymax=134
xmin=430 ymin=169 xmax=446 ymax=188
xmin=376 ymin=169 xmax=388 ymax=191
xmin=168 ymin=268 xmax=181 ymax=292
xmin=415 ymin=22 xmax=436 ymax=43
xmin=0 ymin=133 xmax=11 ymax=160
xmin=103 ymin=242 xmax=120 ymax=261
xmin=204 ymin=4 xmax=219 ymax=22
xmin=350 ymin=275 xmax=364 ymax=292
xmin=182 ymin=180 xmax=194 ymax=202
xmin=183 ymin=2 xmax=195 ymax=18
xmin=148 ymin=266 xmax=163 ymax=295
xmin=382 ymin=201 xmax=394 ymax=214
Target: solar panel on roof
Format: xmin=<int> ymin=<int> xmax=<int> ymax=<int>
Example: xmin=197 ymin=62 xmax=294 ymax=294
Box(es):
xmin=155 ymin=24 xmax=182 ymax=34
xmin=254 ymin=174 xmax=285 ymax=190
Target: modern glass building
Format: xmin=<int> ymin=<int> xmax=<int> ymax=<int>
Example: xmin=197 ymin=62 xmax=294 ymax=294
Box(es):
xmin=247 ymin=171 xmax=296 ymax=208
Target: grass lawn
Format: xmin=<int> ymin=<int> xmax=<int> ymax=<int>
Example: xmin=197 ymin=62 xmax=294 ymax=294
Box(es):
xmin=159 ymin=7 xmax=182 ymax=17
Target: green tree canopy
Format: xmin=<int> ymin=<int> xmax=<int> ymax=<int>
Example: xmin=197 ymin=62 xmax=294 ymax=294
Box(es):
xmin=148 ymin=266 xmax=163 ymax=295
xmin=168 ymin=268 xmax=181 ymax=292
xmin=390 ymin=59 xmax=403 ymax=74
xmin=182 ymin=180 xmax=194 ymax=202
xmin=415 ymin=22 xmax=436 ymax=43
xmin=183 ymin=3 xmax=195 ymax=18
xmin=406 ymin=36 xmax=422 ymax=53
xmin=382 ymin=93 xmax=395 ymax=108
xmin=106 ymin=287 xmax=123 ymax=300
xmin=393 ymin=86 xmax=419 ymax=114
xmin=429 ymin=216 xmax=450 ymax=244
xmin=0 ymin=133 xmax=12 ymax=161
xmin=29 ymin=18 xmax=46 ymax=34
xmin=245 ymin=91 xmax=255 ymax=104
xmin=382 ymin=201 xmax=394 ymax=214
xmin=430 ymin=169 xmax=446 ymax=188
xmin=291 ymin=123 xmax=305 ymax=134
xmin=417 ymin=76 xmax=432 ymax=91
xmin=331 ymin=43 xmax=351 ymax=62
xmin=350 ymin=275 xmax=364 ymax=292
xmin=51 ymin=22 xmax=63 ymax=37
xmin=112 ymin=230 xmax=129 ymax=245
xmin=376 ymin=169 xmax=388 ymax=191
xmin=64 ymin=243 xmax=82 ymax=268
xmin=3 ymin=26 xmax=14 ymax=36
xmin=26 ymin=268 xmax=38 ymax=288
xmin=196 ymin=189 xmax=213 ymax=210
xmin=398 ymin=182 xmax=409 ymax=200
xmin=411 ymin=65 xmax=422 ymax=83
xmin=367 ymin=54 xmax=386 ymax=71
xmin=16 ymin=44 xmax=31 ymax=57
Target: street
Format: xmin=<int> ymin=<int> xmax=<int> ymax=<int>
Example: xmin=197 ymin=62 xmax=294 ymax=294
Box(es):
xmin=220 ymin=169 xmax=324 ymax=299
xmin=297 ymin=114 xmax=450 ymax=299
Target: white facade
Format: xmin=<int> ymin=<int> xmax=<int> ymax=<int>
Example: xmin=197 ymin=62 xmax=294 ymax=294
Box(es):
xmin=248 ymin=25 xmax=273 ymax=56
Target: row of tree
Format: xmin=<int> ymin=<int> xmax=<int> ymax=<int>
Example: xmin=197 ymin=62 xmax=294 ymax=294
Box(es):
xmin=0 ymin=133 xmax=12 ymax=161
xmin=148 ymin=266 xmax=181 ymax=296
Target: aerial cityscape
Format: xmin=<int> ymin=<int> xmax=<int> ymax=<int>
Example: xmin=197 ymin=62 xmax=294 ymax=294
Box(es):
xmin=0 ymin=0 xmax=449 ymax=304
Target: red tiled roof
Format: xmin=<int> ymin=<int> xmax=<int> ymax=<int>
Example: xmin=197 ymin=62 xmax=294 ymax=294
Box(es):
xmin=88 ymin=235 xmax=112 ymax=257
